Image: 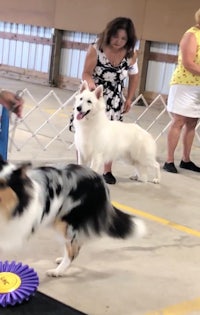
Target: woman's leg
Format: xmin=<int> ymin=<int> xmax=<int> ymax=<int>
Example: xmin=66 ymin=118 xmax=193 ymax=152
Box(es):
xmin=104 ymin=161 xmax=112 ymax=173
xmin=166 ymin=113 xmax=186 ymax=163
xmin=179 ymin=117 xmax=200 ymax=172
xmin=103 ymin=161 xmax=116 ymax=184
xmin=163 ymin=113 xmax=186 ymax=173
xmin=182 ymin=117 xmax=198 ymax=161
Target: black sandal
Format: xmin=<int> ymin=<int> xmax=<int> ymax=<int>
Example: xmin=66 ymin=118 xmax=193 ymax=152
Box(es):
xmin=163 ymin=162 xmax=178 ymax=173
xmin=103 ymin=172 xmax=116 ymax=184
xmin=179 ymin=160 xmax=200 ymax=172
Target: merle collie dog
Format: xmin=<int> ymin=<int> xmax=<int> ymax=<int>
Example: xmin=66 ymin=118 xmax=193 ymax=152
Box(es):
xmin=0 ymin=157 xmax=146 ymax=277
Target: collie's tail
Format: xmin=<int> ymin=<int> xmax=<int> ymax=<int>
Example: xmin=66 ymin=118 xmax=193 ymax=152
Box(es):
xmin=107 ymin=206 xmax=146 ymax=239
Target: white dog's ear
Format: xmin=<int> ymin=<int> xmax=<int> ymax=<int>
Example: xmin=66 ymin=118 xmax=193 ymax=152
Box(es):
xmin=80 ymin=80 xmax=89 ymax=93
xmin=95 ymin=85 xmax=103 ymax=99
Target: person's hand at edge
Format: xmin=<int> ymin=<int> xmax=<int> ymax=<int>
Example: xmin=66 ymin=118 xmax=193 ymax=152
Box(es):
xmin=0 ymin=90 xmax=24 ymax=118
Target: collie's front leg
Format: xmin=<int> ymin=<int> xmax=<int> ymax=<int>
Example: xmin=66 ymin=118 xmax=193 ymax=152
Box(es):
xmin=47 ymin=237 xmax=81 ymax=277
xmin=47 ymin=221 xmax=81 ymax=277
xmin=47 ymin=245 xmax=71 ymax=277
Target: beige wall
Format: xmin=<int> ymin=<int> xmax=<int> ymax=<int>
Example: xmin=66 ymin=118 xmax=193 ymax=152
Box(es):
xmin=0 ymin=0 xmax=55 ymax=27
xmin=0 ymin=0 xmax=199 ymax=44
xmin=54 ymin=0 xmax=145 ymax=37
xmin=143 ymin=0 xmax=200 ymax=43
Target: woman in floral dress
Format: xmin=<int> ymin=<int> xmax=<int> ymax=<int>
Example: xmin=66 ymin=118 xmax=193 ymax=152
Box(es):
xmin=78 ymin=17 xmax=139 ymax=184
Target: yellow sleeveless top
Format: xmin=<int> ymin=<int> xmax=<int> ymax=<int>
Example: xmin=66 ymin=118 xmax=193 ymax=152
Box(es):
xmin=170 ymin=26 xmax=200 ymax=85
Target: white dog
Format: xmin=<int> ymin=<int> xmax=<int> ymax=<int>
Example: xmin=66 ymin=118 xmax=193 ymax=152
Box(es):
xmin=73 ymin=81 xmax=160 ymax=184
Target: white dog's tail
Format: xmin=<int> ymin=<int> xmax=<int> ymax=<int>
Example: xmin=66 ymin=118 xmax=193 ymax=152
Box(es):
xmin=106 ymin=207 xmax=146 ymax=239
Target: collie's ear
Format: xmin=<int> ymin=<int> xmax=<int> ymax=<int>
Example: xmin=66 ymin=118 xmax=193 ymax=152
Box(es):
xmin=21 ymin=162 xmax=32 ymax=176
xmin=95 ymin=85 xmax=103 ymax=99
xmin=21 ymin=162 xmax=32 ymax=168
xmin=14 ymin=162 xmax=32 ymax=179
xmin=80 ymin=80 xmax=89 ymax=93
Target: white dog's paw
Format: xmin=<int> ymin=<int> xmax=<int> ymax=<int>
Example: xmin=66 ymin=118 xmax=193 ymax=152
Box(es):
xmin=136 ymin=175 xmax=148 ymax=183
xmin=55 ymin=257 xmax=63 ymax=264
xmin=129 ymin=174 xmax=138 ymax=181
xmin=139 ymin=178 xmax=148 ymax=183
xmin=130 ymin=174 xmax=148 ymax=183
xmin=153 ymin=178 xmax=160 ymax=184
xmin=46 ymin=268 xmax=63 ymax=277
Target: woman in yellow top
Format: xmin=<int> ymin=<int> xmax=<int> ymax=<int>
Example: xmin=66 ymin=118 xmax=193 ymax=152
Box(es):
xmin=163 ymin=8 xmax=200 ymax=173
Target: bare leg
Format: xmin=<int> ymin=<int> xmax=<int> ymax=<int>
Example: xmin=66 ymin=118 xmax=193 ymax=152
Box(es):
xmin=166 ymin=114 xmax=186 ymax=163
xmin=182 ymin=117 xmax=198 ymax=162
xmin=103 ymin=161 xmax=116 ymax=184
xmin=103 ymin=161 xmax=112 ymax=173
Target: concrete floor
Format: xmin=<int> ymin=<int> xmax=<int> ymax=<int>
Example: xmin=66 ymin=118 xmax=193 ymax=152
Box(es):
xmin=1 ymin=77 xmax=200 ymax=315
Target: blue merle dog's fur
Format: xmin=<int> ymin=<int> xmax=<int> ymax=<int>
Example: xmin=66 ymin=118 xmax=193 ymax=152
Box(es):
xmin=0 ymin=157 xmax=145 ymax=276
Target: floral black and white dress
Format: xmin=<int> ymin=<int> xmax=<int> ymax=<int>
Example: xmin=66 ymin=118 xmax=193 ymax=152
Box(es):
xmin=69 ymin=43 xmax=135 ymax=131
xmin=92 ymin=43 xmax=131 ymax=121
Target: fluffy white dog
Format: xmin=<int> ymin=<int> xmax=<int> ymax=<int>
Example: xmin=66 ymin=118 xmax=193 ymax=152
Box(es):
xmin=73 ymin=81 xmax=160 ymax=184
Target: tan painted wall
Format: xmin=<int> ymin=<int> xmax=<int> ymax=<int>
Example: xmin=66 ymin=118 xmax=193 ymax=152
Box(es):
xmin=0 ymin=0 xmax=199 ymax=44
xmin=0 ymin=0 xmax=55 ymax=27
xmin=54 ymin=0 xmax=145 ymax=37
xmin=143 ymin=0 xmax=200 ymax=43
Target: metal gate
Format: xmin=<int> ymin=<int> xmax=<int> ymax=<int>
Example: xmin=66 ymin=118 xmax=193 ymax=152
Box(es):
xmin=8 ymin=89 xmax=200 ymax=162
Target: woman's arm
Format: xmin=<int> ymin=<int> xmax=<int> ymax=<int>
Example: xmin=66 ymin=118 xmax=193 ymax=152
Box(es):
xmin=123 ymin=54 xmax=139 ymax=113
xmin=82 ymin=45 xmax=98 ymax=90
xmin=180 ymin=31 xmax=200 ymax=75
xmin=127 ymin=72 xmax=139 ymax=100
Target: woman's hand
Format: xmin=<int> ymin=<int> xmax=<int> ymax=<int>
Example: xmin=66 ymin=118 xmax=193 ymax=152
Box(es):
xmin=123 ymin=99 xmax=132 ymax=113
xmin=88 ymin=82 xmax=96 ymax=91
xmin=0 ymin=90 xmax=24 ymax=118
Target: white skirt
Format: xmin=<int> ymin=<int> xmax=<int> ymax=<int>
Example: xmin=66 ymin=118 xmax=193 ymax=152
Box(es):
xmin=167 ymin=84 xmax=200 ymax=118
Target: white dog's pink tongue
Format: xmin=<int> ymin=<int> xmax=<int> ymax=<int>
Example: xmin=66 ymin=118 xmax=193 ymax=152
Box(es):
xmin=76 ymin=113 xmax=84 ymax=120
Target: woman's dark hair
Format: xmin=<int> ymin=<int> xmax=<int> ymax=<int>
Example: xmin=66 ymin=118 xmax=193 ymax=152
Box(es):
xmin=97 ymin=17 xmax=137 ymax=58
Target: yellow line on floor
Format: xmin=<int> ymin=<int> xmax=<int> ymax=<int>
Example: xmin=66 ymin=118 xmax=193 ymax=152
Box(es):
xmin=144 ymin=297 xmax=200 ymax=315
xmin=113 ymin=201 xmax=200 ymax=315
xmin=112 ymin=201 xmax=200 ymax=238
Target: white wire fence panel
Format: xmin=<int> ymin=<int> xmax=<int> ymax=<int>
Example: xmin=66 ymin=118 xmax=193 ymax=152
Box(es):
xmin=8 ymin=90 xmax=200 ymax=162
xmin=145 ymin=61 xmax=176 ymax=95
xmin=8 ymin=89 xmax=77 ymax=162
xmin=0 ymin=22 xmax=53 ymax=73
xmin=60 ymin=48 xmax=84 ymax=78
xmin=127 ymin=94 xmax=200 ymax=145
xmin=150 ymin=42 xmax=179 ymax=54
xmin=63 ymin=31 xmax=97 ymax=44
xmin=145 ymin=42 xmax=178 ymax=95
xmin=130 ymin=94 xmax=172 ymax=141
xmin=59 ymin=31 xmax=97 ymax=79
